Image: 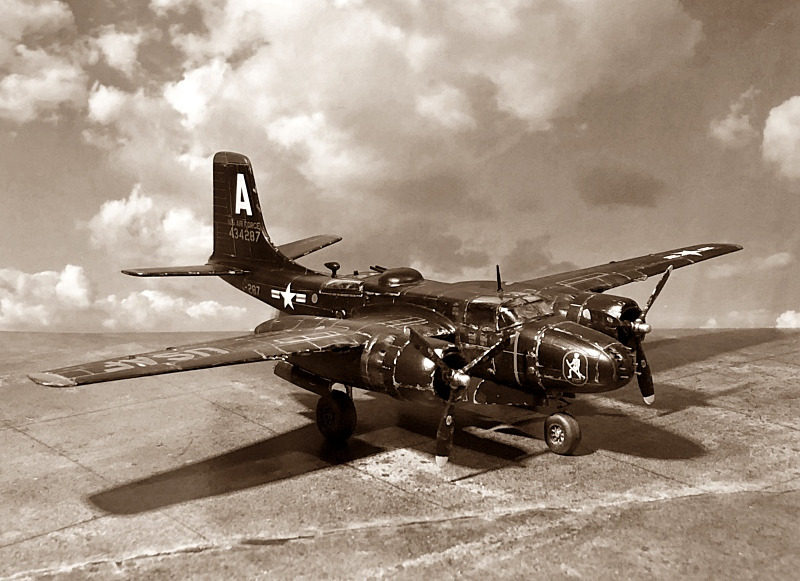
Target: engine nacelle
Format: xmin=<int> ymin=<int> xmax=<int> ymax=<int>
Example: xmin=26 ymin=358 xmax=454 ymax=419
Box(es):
xmin=286 ymin=330 xmax=455 ymax=402
xmin=554 ymin=292 xmax=641 ymax=342
xmin=360 ymin=331 xmax=455 ymax=400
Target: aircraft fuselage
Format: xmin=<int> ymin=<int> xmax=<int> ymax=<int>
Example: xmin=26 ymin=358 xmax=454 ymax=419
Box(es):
xmin=221 ymin=263 xmax=635 ymax=401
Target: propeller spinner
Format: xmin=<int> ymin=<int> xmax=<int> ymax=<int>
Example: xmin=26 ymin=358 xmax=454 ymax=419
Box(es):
xmin=407 ymin=328 xmax=510 ymax=467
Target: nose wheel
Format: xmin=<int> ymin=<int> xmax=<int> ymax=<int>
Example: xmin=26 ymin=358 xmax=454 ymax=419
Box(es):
xmin=544 ymin=412 xmax=582 ymax=455
xmin=316 ymin=390 xmax=357 ymax=443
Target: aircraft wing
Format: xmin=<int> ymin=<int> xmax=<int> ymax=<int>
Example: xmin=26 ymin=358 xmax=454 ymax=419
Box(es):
xmin=508 ymin=243 xmax=742 ymax=295
xmin=29 ymin=305 xmax=454 ymax=388
xmin=28 ymin=325 xmax=362 ymax=387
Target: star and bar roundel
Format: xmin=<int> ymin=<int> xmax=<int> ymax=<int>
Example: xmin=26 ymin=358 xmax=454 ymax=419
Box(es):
xmin=271 ymin=283 xmax=307 ymax=309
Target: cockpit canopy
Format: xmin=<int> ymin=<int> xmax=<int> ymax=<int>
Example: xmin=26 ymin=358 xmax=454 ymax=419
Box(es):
xmin=465 ymin=294 xmax=553 ymax=331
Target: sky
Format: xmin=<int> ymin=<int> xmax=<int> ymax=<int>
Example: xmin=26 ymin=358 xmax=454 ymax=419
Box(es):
xmin=0 ymin=0 xmax=798 ymax=332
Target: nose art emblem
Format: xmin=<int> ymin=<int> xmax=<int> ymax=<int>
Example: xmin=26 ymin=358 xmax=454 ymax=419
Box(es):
xmin=563 ymin=351 xmax=588 ymax=385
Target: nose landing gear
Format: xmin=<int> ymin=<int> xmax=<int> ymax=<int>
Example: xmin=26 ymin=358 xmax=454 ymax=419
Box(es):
xmin=544 ymin=412 xmax=582 ymax=455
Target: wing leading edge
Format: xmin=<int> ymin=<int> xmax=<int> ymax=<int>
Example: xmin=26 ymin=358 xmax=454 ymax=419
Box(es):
xmin=508 ymin=243 xmax=742 ymax=295
xmin=29 ymin=305 xmax=456 ymax=387
xmin=29 ymin=324 xmax=364 ymax=387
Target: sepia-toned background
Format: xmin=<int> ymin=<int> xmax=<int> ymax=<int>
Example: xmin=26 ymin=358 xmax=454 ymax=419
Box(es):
xmin=1 ymin=0 xmax=798 ymax=331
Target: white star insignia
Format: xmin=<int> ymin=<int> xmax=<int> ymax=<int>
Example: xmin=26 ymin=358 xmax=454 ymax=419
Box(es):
xmin=271 ymin=284 xmax=307 ymax=309
xmin=664 ymin=246 xmax=715 ymax=260
xmin=278 ymin=283 xmax=298 ymax=309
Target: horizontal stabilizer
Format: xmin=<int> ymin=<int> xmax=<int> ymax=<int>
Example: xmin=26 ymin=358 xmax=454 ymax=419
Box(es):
xmin=122 ymin=264 xmax=250 ymax=277
xmin=277 ymin=234 xmax=342 ymax=260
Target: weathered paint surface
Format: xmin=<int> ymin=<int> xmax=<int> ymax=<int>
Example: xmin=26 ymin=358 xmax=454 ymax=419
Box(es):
xmin=29 ymin=151 xmax=742 ymax=459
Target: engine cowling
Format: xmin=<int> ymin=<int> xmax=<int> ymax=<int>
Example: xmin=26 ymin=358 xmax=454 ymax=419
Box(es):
xmin=509 ymin=315 xmax=635 ymax=395
xmin=555 ymin=292 xmax=642 ymax=343
xmin=286 ymin=330 xmax=455 ymax=402
xmin=360 ymin=331 xmax=456 ymax=400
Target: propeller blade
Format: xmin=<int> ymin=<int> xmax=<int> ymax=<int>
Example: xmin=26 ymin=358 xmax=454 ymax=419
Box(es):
xmin=407 ymin=328 xmax=450 ymax=374
xmin=435 ymin=395 xmax=457 ymax=467
xmin=634 ymin=339 xmax=655 ymax=405
xmin=407 ymin=328 xmax=513 ymax=466
xmin=641 ymin=265 xmax=673 ymax=320
xmin=460 ymin=335 xmax=510 ymax=375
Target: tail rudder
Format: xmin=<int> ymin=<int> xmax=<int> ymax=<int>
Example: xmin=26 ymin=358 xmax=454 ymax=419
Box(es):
xmin=210 ymin=151 xmax=292 ymax=267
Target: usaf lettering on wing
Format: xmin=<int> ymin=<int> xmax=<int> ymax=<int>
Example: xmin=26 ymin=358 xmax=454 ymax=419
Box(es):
xmin=103 ymin=347 xmax=229 ymax=373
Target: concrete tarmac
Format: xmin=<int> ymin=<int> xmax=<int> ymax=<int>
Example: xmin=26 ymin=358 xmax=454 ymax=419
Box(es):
xmin=1 ymin=329 xmax=798 ymax=579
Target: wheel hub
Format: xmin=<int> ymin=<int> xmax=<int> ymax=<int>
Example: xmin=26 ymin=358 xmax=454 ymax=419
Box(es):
xmin=548 ymin=424 xmax=565 ymax=445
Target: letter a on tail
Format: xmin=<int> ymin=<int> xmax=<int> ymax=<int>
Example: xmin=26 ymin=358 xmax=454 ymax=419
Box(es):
xmin=235 ymin=173 xmax=253 ymax=216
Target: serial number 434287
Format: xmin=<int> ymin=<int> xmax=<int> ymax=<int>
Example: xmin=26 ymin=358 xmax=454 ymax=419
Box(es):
xmin=229 ymin=227 xmax=261 ymax=242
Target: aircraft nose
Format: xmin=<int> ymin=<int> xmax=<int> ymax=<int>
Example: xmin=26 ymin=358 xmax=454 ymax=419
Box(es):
xmin=527 ymin=320 xmax=636 ymax=393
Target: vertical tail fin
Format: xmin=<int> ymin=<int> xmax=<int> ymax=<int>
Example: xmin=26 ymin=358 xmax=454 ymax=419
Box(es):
xmin=209 ymin=151 xmax=293 ymax=267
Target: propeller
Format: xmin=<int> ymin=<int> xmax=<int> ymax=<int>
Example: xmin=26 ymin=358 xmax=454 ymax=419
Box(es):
xmin=641 ymin=265 xmax=672 ymax=321
xmin=406 ymin=328 xmax=510 ymax=467
xmin=627 ymin=265 xmax=672 ymax=405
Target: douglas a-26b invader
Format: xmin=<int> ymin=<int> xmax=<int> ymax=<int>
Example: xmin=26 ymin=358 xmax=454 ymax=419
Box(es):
xmin=30 ymin=152 xmax=742 ymax=466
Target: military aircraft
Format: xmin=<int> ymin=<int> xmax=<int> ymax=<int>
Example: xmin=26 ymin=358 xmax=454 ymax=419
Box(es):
xmin=29 ymin=152 xmax=742 ymax=466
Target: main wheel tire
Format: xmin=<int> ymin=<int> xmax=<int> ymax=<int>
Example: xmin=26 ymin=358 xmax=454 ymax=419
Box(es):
xmin=316 ymin=390 xmax=357 ymax=443
xmin=544 ymin=412 xmax=582 ymax=455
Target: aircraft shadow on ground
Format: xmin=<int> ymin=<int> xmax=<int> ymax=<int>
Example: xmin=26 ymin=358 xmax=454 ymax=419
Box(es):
xmin=88 ymin=393 xmax=533 ymax=515
xmin=644 ymin=328 xmax=786 ymax=370
xmin=89 ymin=329 xmax=785 ymax=515
xmin=90 ymin=396 xmax=701 ymax=514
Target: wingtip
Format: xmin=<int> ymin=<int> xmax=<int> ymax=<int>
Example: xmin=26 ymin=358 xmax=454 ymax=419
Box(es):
xmin=28 ymin=373 xmax=77 ymax=387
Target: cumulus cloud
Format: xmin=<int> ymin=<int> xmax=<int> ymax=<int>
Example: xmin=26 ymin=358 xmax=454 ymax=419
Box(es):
xmin=415 ymin=85 xmax=476 ymax=131
xmin=0 ymin=46 xmax=87 ymax=124
xmin=0 ymin=0 xmax=88 ymax=123
xmin=90 ymin=1 xmax=702 ymax=194
xmin=94 ymin=25 xmax=148 ymax=77
xmin=0 ymin=265 xmax=92 ymax=329
xmin=68 ymin=0 xmax=704 ymax=281
xmin=711 ymin=309 xmax=774 ymax=328
xmin=709 ymin=87 xmax=759 ymax=149
xmin=100 ymin=290 xmax=247 ymax=331
xmin=705 ymin=251 xmax=793 ymax=280
xmin=0 ymin=0 xmax=73 ymax=62
xmin=0 ymin=265 xmax=249 ymax=331
xmin=87 ymin=185 xmax=212 ymax=265
xmin=163 ymin=59 xmax=228 ymax=128
xmin=576 ymin=166 xmax=665 ymax=207
xmin=0 ymin=0 xmax=708 ymax=330
xmin=87 ymin=82 xmax=127 ymax=124
xmin=149 ymin=0 xmax=187 ymax=17
xmin=776 ymin=310 xmax=800 ymax=328
xmin=763 ymin=95 xmax=800 ymax=179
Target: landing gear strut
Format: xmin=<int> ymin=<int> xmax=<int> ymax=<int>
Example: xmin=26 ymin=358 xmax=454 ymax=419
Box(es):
xmin=544 ymin=412 xmax=582 ymax=455
xmin=315 ymin=389 xmax=357 ymax=443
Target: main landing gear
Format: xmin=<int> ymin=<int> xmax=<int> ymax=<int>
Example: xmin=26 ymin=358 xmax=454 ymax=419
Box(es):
xmin=543 ymin=412 xmax=582 ymax=455
xmin=315 ymin=388 xmax=357 ymax=443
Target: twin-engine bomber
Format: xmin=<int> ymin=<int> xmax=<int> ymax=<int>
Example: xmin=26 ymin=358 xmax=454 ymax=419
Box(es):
xmin=29 ymin=152 xmax=742 ymax=465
